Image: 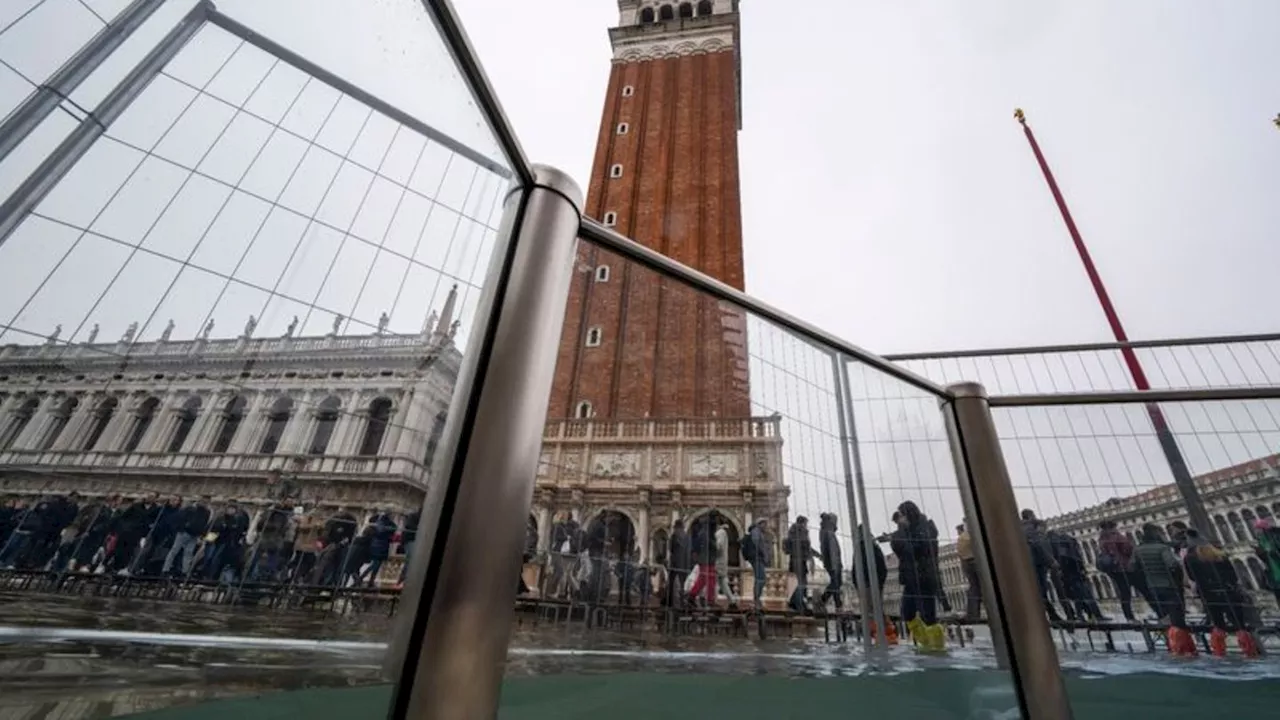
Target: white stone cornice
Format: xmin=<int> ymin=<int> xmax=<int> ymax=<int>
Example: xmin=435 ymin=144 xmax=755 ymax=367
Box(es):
xmin=612 ymin=29 xmax=734 ymax=63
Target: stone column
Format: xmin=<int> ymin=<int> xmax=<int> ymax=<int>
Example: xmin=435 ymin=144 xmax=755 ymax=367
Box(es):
xmin=228 ymin=393 xmax=270 ymax=454
xmin=637 ymin=488 xmax=651 ymax=564
xmin=11 ymin=394 xmax=56 ymax=449
xmin=95 ymin=393 xmax=135 ymax=451
xmin=139 ymin=391 xmax=183 ymax=453
xmin=52 ymin=393 xmax=94 ymax=451
xmin=397 ymin=383 xmax=436 ymax=460
xmin=329 ymin=392 xmax=366 ymax=456
xmin=278 ymin=391 xmax=315 ymax=455
xmin=183 ymin=391 xmax=224 ymax=453
xmin=380 ymin=388 xmax=411 ymax=457
xmin=536 ymin=502 xmax=552 ymax=556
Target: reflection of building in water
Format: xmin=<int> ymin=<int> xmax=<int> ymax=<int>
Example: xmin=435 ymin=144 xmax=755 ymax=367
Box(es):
xmin=530 ymin=1 xmax=789 ymax=599
xmin=920 ymin=455 xmax=1280 ymax=616
xmin=0 ymin=298 xmax=463 ymax=540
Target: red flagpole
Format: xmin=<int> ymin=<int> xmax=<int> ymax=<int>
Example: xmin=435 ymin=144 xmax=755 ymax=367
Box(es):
xmin=1013 ymin=108 xmax=1215 ymax=542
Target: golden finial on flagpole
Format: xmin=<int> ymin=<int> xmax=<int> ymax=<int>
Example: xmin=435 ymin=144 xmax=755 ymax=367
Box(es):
xmin=1013 ymin=108 xmax=1026 ymax=125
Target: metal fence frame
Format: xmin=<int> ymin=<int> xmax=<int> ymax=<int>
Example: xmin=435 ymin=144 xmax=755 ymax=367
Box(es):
xmin=7 ymin=1 xmax=1280 ymax=718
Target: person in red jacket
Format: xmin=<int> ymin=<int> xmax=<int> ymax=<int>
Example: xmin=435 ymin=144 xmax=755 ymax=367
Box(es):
xmin=1096 ymin=520 xmax=1138 ymax=621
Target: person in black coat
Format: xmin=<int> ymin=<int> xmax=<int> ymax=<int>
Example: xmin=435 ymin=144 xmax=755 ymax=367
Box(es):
xmin=106 ymin=493 xmax=157 ymax=574
xmin=818 ymin=513 xmax=844 ymax=611
xmin=890 ymin=501 xmax=941 ymax=625
xmin=785 ymin=516 xmax=819 ymax=614
xmin=360 ymin=510 xmax=398 ymax=587
xmin=163 ymin=495 xmax=210 ymax=577
xmin=204 ymin=502 xmax=249 ymax=582
xmin=311 ymin=508 xmax=358 ymax=586
xmin=666 ymin=519 xmax=692 ymax=607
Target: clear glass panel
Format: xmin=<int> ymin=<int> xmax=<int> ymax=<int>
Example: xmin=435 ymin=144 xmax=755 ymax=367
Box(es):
xmin=990 ymin=396 xmax=1280 ymax=710
xmin=0 ymin=1 xmax=514 ymax=716
xmin=501 ymin=237 xmax=1019 ymax=717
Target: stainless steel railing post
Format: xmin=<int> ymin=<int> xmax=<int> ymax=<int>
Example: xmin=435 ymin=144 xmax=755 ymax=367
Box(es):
xmin=942 ymin=382 xmax=1072 ymax=720
xmin=385 ymin=165 xmax=582 ymax=720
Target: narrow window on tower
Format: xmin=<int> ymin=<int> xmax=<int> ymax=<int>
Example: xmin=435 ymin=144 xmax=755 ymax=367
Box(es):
xmin=622 ymin=85 xmax=634 ymax=97
xmin=585 ymin=326 xmax=603 ymax=347
xmin=609 ymin=164 xmax=623 ymax=178
xmin=595 ymin=265 xmax=611 ymax=282
xmin=603 ymin=211 xmax=617 ymax=226
xmin=617 ymin=122 xmax=629 ymax=135
xmin=575 ymin=401 xmax=593 ymax=419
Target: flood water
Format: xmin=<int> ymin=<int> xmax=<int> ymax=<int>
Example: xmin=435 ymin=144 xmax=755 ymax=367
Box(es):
xmin=1 ymin=592 xmax=1278 ymax=719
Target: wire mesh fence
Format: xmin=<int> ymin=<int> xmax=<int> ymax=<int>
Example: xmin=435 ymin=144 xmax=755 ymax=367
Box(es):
xmin=0 ymin=2 xmax=516 ymax=714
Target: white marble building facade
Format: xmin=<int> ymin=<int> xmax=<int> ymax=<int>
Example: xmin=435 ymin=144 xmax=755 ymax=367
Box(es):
xmin=0 ymin=306 xmax=463 ymax=517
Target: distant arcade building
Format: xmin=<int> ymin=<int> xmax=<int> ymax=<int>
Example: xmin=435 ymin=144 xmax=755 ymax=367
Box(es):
xmin=531 ymin=1 xmax=789 ymax=599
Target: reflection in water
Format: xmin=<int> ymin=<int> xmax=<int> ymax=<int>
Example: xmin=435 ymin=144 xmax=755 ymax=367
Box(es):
xmin=0 ymin=593 xmax=1278 ymax=719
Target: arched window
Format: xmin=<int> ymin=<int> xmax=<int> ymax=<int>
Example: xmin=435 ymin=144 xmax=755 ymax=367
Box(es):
xmin=1240 ymin=509 xmax=1259 ymax=540
xmin=1090 ymin=576 xmax=1103 ymax=600
xmin=609 ymin=164 xmax=623 ymax=178
xmin=1272 ymin=501 xmax=1280 ymax=518
xmin=575 ymin=401 xmax=593 ymax=419
xmin=678 ymin=2 xmax=693 ymax=18
xmin=211 ymin=395 xmax=246 ymax=453
xmin=659 ymin=4 xmax=674 ymax=21
xmin=123 ymin=396 xmax=161 ymax=453
xmin=1233 ymin=559 xmax=1255 ymax=590
xmin=697 ymin=0 xmax=713 ymax=15
xmin=358 ymin=397 xmax=393 ymax=456
xmin=1227 ymin=512 xmax=1247 ymax=543
xmin=1259 ymin=505 xmax=1274 ymax=520
xmin=639 ymin=7 xmax=655 ymax=23
xmin=39 ymin=396 xmax=78 ymax=450
xmin=1214 ymin=515 xmax=1234 ymax=544
xmin=1082 ymin=540 xmax=1094 ymax=565
xmin=0 ymin=396 xmax=40 ymax=450
xmin=167 ymin=396 xmax=201 ymax=452
xmin=83 ymin=397 xmax=118 ymax=451
xmin=258 ymin=396 xmax=294 ymax=454
xmin=585 ymin=326 xmax=603 ymax=347
xmin=309 ymin=396 xmax=342 ymax=455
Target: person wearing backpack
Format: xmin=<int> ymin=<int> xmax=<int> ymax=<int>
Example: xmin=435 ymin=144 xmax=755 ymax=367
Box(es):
xmin=742 ymin=518 xmax=770 ymax=610
xmin=1096 ymin=520 xmax=1136 ymax=621
xmin=785 ymin=516 xmax=818 ymax=614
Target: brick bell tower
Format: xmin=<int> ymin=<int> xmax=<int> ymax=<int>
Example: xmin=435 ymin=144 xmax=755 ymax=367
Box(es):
xmin=548 ymin=0 xmax=750 ymax=421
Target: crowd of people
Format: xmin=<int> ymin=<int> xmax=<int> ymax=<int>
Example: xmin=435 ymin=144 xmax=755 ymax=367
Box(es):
xmin=0 ymin=482 xmax=421 ymax=591
xmin=1028 ymin=510 xmax=1280 ymax=656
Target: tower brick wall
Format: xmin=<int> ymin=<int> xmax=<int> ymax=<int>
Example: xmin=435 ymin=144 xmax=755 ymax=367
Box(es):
xmin=548 ymin=3 xmax=749 ymax=421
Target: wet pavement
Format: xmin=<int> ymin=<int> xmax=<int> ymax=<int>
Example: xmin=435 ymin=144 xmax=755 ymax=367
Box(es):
xmin=1 ymin=592 xmax=1278 ymax=719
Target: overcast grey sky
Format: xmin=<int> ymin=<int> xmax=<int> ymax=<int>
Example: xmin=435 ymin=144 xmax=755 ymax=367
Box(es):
xmin=455 ymin=0 xmax=1280 ymax=354
xmin=2 ymin=0 xmax=1278 ymax=544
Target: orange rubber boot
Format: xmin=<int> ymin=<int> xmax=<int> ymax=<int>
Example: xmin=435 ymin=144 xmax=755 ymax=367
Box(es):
xmin=1167 ymin=627 xmax=1198 ymax=657
xmin=1237 ymin=630 xmax=1263 ymax=658
xmin=884 ymin=616 xmax=899 ymax=646
xmin=1208 ymin=628 xmax=1227 ymax=657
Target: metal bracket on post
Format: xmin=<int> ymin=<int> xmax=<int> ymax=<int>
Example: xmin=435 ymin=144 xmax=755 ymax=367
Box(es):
xmin=0 ymin=0 xmax=166 ymax=169
xmin=384 ymin=165 xmax=582 ymax=720
xmin=942 ymin=382 xmax=1072 ymax=720
xmin=0 ymin=0 xmax=212 ymax=248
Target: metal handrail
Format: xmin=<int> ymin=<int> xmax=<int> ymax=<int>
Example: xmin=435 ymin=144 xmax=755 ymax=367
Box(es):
xmin=987 ymin=385 xmax=1280 ymax=407
xmin=577 ymin=218 xmax=952 ymax=398
xmin=885 ymin=331 xmax=1280 ymax=361
xmin=422 ymin=0 xmax=533 ymax=188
